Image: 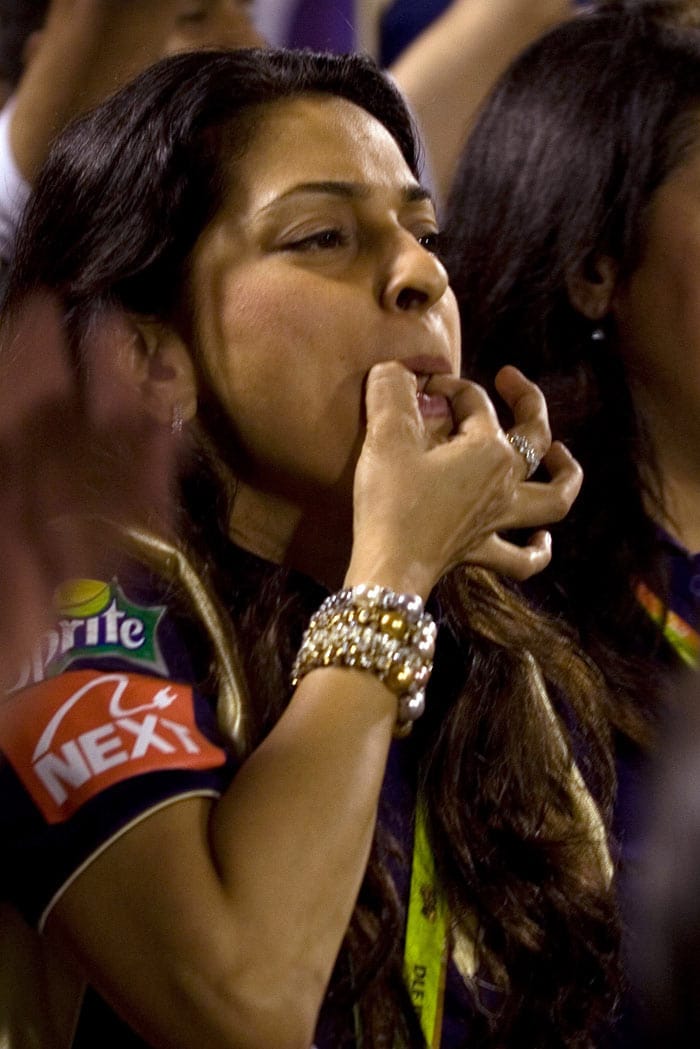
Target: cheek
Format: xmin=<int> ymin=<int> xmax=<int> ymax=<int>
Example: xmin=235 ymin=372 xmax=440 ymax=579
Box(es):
xmin=219 ymin=274 xmax=330 ymax=356
xmin=443 ymin=290 xmax=462 ymax=371
xmin=202 ymin=277 xmax=300 ymax=403
xmin=206 ymin=279 xmax=365 ymax=471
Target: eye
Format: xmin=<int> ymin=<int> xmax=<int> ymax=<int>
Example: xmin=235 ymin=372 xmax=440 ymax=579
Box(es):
xmin=417 ymin=230 xmax=442 ymax=255
xmin=286 ymin=229 xmax=350 ymax=252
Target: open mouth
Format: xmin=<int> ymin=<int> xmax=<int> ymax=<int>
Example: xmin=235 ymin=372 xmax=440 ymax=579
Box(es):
xmin=414 ymin=373 xmax=452 ymax=421
xmin=396 ymin=356 xmax=454 ymax=424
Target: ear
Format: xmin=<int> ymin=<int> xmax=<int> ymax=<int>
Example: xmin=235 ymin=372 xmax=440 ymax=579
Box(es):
xmin=566 ymin=254 xmax=619 ymax=321
xmin=126 ymin=317 xmax=198 ymax=427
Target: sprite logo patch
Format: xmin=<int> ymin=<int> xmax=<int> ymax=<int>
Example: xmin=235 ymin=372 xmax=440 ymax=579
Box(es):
xmin=9 ymin=579 xmax=167 ymax=692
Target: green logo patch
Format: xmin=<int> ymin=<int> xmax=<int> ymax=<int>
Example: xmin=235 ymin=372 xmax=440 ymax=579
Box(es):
xmin=10 ymin=580 xmax=168 ymax=692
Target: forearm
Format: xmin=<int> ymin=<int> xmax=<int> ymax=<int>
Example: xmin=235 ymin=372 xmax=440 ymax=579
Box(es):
xmin=11 ymin=0 xmax=183 ymax=181
xmin=208 ymin=669 xmax=397 ymax=1027
xmin=391 ymin=0 xmax=574 ymax=204
xmin=51 ymin=665 xmax=399 ymax=1049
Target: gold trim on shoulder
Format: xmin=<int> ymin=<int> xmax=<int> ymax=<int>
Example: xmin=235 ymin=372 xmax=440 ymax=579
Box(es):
xmin=111 ymin=523 xmax=251 ymax=757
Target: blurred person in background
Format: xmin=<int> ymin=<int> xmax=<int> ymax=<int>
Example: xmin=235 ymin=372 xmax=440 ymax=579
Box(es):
xmin=259 ymin=0 xmax=577 ymax=206
xmin=0 ymin=0 xmax=576 ymax=268
xmin=0 ymin=0 xmax=264 ymax=267
xmin=630 ymin=669 xmax=700 ymax=1049
xmin=444 ymin=1 xmax=700 ymax=1040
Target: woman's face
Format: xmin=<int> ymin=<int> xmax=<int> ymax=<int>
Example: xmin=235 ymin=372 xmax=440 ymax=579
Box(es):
xmin=612 ymin=129 xmax=700 ymax=423
xmin=188 ymin=94 xmax=460 ymax=503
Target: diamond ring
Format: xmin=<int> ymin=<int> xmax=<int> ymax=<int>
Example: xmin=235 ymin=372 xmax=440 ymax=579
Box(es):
xmin=507 ymin=432 xmax=540 ymax=479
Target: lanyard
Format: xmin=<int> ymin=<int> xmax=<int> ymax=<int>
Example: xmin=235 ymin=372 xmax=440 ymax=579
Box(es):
xmin=403 ymin=804 xmax=449 ymax=1049
xmin=636 ymin=580 xmax=700 ymax=668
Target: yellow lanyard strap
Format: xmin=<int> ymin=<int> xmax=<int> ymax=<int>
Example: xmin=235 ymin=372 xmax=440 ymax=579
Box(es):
xmin=402 ymin=654 xmax=614 ymax=1048
xmin=403 ymin=804 xmax=449 ymax=1049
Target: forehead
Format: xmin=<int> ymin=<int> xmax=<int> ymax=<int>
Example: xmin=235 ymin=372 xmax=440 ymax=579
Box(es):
xmin=231 ymin=94 xmax=417 ymax=206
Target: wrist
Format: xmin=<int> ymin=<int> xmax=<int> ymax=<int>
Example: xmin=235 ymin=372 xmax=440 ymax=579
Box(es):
xmin=343 ymin=556 xmax=437 ymax=602
xmin=292 ymin=583 xmax=437 ymax=736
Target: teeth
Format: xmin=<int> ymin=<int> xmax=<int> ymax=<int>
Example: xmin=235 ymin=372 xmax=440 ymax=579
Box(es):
xmin=414 ymin=373 xmax=430 ymax=394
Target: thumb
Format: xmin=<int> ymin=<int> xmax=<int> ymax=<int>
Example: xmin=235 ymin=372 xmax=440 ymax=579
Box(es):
xmin=364 ymin=361 xmax=423 ymax=449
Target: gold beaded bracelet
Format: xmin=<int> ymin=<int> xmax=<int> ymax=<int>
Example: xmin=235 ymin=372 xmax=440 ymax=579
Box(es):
xmin=290 ymin=583 xmax=437 ymax=735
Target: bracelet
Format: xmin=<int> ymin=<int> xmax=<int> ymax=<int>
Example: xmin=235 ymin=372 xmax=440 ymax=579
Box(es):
xmin=291 ymin=583 xmax=437 ymax=736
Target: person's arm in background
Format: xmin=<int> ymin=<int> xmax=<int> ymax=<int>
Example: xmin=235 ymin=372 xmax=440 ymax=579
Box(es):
xmin=10 ymin=0 xmax=190 ymax=184
xmin=0 ymin=1 xmax=262 ymax=268
xmin=388 ymin=0 xmax=574 ymax=206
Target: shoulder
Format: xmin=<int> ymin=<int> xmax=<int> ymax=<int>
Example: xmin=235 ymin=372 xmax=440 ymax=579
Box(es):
xmin=0 ymin=564 xmax=237 ymax=927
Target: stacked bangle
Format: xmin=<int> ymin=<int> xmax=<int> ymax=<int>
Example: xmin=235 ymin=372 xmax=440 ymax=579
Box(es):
xmin=291 ymin=583 xmax=437 ymax=735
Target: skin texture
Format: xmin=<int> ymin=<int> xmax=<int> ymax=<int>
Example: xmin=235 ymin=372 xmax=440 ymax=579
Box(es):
xmin=34 ymin=95 xmax=582 ymax=1049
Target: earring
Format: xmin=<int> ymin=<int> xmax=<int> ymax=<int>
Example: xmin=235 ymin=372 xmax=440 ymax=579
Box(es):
xmin=171 ymin=402 xmax=184 ymax=434
xmin=591 ymin=327 xmax=606 ymax=342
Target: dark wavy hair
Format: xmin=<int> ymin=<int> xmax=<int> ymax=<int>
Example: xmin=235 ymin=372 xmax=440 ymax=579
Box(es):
xmin=4 ymin=48 xmax=618 ymax=1046
xmin=444 ymin=1 xmax=700 ymax=746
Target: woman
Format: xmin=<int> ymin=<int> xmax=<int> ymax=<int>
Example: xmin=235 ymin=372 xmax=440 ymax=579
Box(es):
xmin=443 ymin=0 xmax=700 ymax=1015
xmin=0 ymin=49 xmax=616 ymax=1047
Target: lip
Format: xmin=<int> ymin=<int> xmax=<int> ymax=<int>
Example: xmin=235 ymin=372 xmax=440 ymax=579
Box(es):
xmin=400 ymin=356 xmax=455 ymax=424
xmin=399 ymin=355 xmax=455 ymax=395
xmin=400 ymin=354 xmax=454 ymax=379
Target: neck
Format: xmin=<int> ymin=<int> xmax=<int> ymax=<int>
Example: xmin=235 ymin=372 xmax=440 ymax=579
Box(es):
xmin=635 ymin=386 xmax=700 ymax=553
xmin=228 ymin=480 xmax=353 ymax=589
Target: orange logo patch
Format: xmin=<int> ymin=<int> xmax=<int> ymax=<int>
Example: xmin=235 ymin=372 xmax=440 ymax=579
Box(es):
xmin=0 ymin=670 xmax=227 ymax=823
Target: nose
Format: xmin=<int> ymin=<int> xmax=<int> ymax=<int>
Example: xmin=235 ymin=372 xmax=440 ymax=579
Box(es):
xmin=379 ymin=232 xmax=449 ymax=313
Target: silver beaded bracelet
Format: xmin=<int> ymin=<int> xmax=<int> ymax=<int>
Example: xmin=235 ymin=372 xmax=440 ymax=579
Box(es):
xmin=291 ymin=583 xmax=437 ymax=735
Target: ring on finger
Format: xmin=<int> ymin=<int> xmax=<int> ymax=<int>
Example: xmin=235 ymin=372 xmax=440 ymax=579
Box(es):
xmin=507 ymin=432 xmax=541 ymax=479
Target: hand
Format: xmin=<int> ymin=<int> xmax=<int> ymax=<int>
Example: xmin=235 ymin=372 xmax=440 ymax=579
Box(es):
xmin=345 ymin=361 xmax=581 ymax=598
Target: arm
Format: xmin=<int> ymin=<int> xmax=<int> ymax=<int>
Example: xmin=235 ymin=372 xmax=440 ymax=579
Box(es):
xmin=45 ymin=367 xmax=581 ymax=1049
xmin=389 ymin=0 xmax=574 ymax=205
xmin=10 ymin=0 xmax=187 ymax=183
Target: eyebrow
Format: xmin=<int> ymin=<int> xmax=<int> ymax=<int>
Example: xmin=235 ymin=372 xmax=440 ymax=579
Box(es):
xmin=261 ymin=180 xmax=434 ymax=211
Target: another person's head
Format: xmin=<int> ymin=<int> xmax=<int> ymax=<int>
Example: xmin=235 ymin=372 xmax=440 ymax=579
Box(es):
xmin=444 ymin=1 xmax=700 ymax=726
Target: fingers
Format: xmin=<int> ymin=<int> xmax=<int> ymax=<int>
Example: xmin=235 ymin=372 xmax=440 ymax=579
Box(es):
xmin=356 ymin=361 xmax=579 ymax=590
xmin=422 ymin=373 xmax=500 ymax=433
xmin=494 ymin=365 xmax=546 ymax=426
xmin=499 ymin=441 xmax=583 ymax=530
xmin=494 ymin=365 xmax=552 ymax=471
xmin=364 ymin=361 xmax=423 ymax=447
xmin=468 ymin=529 xmax=553 ymax=581
xmin=542 ymin=440 xmax=583 ymax=495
